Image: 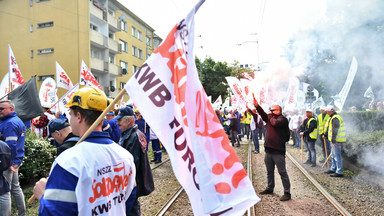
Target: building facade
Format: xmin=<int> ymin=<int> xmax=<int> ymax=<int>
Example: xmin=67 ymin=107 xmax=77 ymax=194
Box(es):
xmin=0 ymin=0 xmax=162 ymax=101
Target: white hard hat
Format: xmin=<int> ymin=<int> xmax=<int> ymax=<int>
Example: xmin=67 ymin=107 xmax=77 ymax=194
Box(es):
xmin=326 ymin=105 xmax=335 ymax=112
xmin=305 ymin=108 xmax=313 ymax=113
xmin=320 ymin=106 xmax=326 ymax=110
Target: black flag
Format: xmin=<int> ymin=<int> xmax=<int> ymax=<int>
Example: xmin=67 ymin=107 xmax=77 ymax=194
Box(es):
xmin=8 ymin=76 xmax=44 ymax=122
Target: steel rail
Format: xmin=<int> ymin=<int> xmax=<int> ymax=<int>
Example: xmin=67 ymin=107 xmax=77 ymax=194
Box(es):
xmin=286 ymin=151 xmax=352 ymax=216
xmin=151 ymin=158 xmax=170 ymax=170
xmin=247 ymin=142 xmax=255 ymax=216
xmin=155 ymin=186 xmax=184 ymax=216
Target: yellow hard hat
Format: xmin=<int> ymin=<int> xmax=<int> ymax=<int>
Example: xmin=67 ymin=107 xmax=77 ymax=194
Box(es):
xmin=66 ymin=86 xmax=109 ymax=112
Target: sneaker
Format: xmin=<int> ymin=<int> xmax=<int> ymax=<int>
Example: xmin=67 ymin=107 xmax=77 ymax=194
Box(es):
xmin=324 ymin=170 xmax=335 ymax=174
xmin=259 ymin=189 xmax=273 ymax=195
xmin=150 ymin=159 xmax=157 ymax=163
xmin=330 ymin=173 xmax=344 ymax=177
xmin=253 ymin=151 xmax=259 ymax=154
xmin=304 ymin=160 xmax=311 ymax=164
xmin=154 ymin=160 xmax=162 ymax=164
xmin=280 ymin=192 xmax=291 ymax=201
xmin=311 ymin=163 xmax=316 ymax=167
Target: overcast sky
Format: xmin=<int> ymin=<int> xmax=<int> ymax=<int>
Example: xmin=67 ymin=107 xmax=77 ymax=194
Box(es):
xmin=117 ymin=0 xmax=326 ymax=67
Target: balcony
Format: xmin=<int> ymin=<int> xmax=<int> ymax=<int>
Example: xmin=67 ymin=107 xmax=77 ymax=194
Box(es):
xmin=90 ymin=30 xmax=107 ymax=48
xmin=108 ymin=38 xmax=120 ymax=54
xmin=109 ymin=63 xmax=120 ymax=76
xmin=108 ymin=13 xmax=120 ymax=32
xmin=90 ymin=1 xmax=103 ymax=21
xmin=91 ymin=57 xmax=104 ymax=73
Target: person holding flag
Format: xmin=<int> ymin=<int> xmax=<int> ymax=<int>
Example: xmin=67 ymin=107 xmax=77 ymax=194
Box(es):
xmin=252 ymin=94 xmax=292 ymax=201
xmin=33 ymin=86 xmax=136 ymax=215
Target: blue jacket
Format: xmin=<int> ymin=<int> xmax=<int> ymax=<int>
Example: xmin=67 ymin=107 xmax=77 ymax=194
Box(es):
xmin=0 ymin=112 xmax=25 ymax=166
xmin=108 ymin=118 xmax=122 ymax=143
xmin=135 ymin=118 xmax=150 ymax=142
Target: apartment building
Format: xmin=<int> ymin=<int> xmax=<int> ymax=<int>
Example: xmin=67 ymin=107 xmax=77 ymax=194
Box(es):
xmin=0 ymin=0 xmax=162 ymax=100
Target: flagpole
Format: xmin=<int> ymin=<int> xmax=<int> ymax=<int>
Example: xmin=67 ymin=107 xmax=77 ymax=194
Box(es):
xmin=194 ymin=0 xmax=205 ymax=14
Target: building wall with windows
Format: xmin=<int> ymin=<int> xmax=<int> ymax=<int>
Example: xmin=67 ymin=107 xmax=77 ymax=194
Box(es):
xmin=0 ymin=0 xmax=90 ymax=97
xmin=0 ymin=0 xmax=162 ymax=101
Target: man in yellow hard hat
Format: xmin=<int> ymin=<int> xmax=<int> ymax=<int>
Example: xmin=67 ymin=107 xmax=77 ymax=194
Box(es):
xmin=33 ymin=86 xmax=136 ymax=215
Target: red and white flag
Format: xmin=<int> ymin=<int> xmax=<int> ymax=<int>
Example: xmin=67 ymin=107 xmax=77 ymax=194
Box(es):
xmin=58 ymin=83 xmax=80 ymax=120
xmin=39 ymin=77 xmax=57 ymax=109
xmin=79 ymin=60 xmax=103 ymax=91
xmin=125 ymin=4 xmax=259 ymax=215
xmin=56 ymin=62 xmax=74 ymax=90
xmin=226 ymin=76 xmax=247 ymax=108
xmin=8 ymin=45 xmax=25 ymax=89
xmin=0 ymin=73 xmax=16 ymax=98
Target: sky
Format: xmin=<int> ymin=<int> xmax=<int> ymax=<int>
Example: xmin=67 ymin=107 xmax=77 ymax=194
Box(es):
xmin=117 ymin=0 xmax=326 ymax=68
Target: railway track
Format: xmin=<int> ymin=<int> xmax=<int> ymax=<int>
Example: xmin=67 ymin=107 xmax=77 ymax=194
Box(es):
xmin=285 ymin=151 xmax=352 ymax=216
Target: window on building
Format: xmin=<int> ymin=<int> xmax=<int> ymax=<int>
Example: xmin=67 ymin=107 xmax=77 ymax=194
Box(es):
xmin=119 ymin=40 xmax=127 ymax=52
xmin=132 ymin=46 xmax=137 ymax=57
xmin=90 ymin=23 xmax=98 ymax=31
xmin=120 ymin=82 xmax=125 ymax=89
xmin=132 ymin=65 xmax=138 ymax=73
xmin=30 ymin=0 xmax=33 ymax=6
xmin=138 ymin=49 xmax=143 ymax=59
xmin=131 ymin=26 xmax=136 ymax=37
xmin=120 ymin=60 xmax=128 ymax=70
xmin=38 ymin=75 xmax=54 ymax=81
xmin=30 ymin=50 xmax=34 ymax=58
xmin=37 ymin=21 xmax=54 ymax=28
xmin=147 ymin=53 xmax=151 ymax=59
xmin=120 ymin=20 xmax=127 ymax=31
xmin=137 ymin=31 xmax=142 ymax=40
xmin=109 ymin=54 xmax=115 ymax=64
xmin=30 ymin=24 xmax=33 ymax=32
xmin=146 ymin=36 xmax=152 ymax=46
xmin=36 ymin=0 xmax=51 ymax=2
xmin=109 ymin=32 xmax=114 ymax=39
xmin=37 ymin=48 xmax=54 ymax=54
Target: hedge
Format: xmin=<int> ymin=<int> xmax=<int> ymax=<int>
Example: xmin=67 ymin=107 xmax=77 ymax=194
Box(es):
xmin=19 ymin=131 xmax=56 ymax=185
xmin=340 ymin=110 xmax=384 ymax=132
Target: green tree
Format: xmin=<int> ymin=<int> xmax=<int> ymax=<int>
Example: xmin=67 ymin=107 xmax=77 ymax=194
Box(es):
xmin=196 ymin=56 xmax=232 ymax=100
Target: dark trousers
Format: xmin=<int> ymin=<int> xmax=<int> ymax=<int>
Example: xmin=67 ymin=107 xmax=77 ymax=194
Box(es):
xmin=264 ymin=153 xmax=290 ymax=193
xmin=127 ymin=199 xmax=141 ymax=216
xmin=244 ymin=124 xmax=250 ymax=139
xmin=151 ymin=139 xmax=162 ymax=161
xmin=230 ymin=130 xmax=240 ymax=146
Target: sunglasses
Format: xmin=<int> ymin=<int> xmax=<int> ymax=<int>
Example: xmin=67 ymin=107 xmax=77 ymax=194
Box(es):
xmin=0 ymin=107 xmax=8 ymax=111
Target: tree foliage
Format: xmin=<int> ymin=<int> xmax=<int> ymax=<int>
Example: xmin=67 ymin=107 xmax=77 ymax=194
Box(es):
xmin=196 ymin=56 xmax=232 ymax=100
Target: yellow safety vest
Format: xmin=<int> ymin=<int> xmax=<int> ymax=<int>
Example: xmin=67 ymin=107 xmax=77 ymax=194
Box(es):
xmin=244 ymin=113 xmax=252 ymax=124
xmin=240 ymin=113 xmax=246 ymax=124
xmin=222 ymin=114 xmax=227 ymax=125
xmin=317 ymin=113 xmax=330 ymax=135
xmin=327 ymin=114 xmax=346 ymax=142
xmin=307 ymin=117 xmax=318 ymax=139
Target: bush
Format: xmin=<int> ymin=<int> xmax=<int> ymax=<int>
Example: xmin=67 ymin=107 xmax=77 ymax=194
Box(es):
xmin=19 ymin=131 xmax=56 ymax=185
xmin=343 ymin=130 xmax=384 ymax=165
xmin=340 ymin=110 xmax=384 ymax=132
